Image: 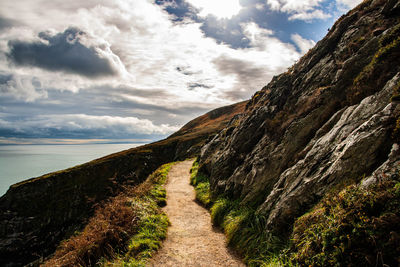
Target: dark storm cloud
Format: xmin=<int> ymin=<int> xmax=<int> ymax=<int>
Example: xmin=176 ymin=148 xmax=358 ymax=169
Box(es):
xmin=7 ymin=27 xmax=118 ymax=78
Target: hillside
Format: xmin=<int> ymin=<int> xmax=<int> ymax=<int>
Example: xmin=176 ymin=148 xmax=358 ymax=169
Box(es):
xmin=198 ymin=0 xmax=400 ymax=265
xmin=1 ymin=0 xmax=400 ymax=266
xmin=0 ymin=101 xmax=246 ymax=266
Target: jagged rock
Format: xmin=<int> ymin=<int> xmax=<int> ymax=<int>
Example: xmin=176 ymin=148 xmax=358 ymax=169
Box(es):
xmin=200 ymin=0 xmax=400 ymax=236
xmin=260 ymin=73 xmax=400 ymax=232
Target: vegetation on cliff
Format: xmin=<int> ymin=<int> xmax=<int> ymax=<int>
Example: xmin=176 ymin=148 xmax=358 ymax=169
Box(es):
xmin=43 ymin=163 xmax=173 ymax=267
xmin=289 ymin=176 xmax=400 ymax=266
xmin=191 ymin=160 xmax=287 ymax=266
xmin=193 ymin=1 xmax=400 ymax=265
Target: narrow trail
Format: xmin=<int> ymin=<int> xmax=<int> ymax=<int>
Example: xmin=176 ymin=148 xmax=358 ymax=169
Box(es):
xmin=149 ymin=160 xmax=245 ymax=267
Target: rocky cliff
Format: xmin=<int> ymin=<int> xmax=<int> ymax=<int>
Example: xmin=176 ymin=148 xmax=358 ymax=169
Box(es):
xmin=200 ymin=0 xmax=400 ymax=238
xmin=2 ymin=0 xmax=400 ymax=265
xmin=0 ymin=101 xmax=246 ymax=266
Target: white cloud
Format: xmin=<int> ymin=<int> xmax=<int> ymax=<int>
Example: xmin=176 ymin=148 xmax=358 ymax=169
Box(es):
xmin=291 ymin=33 xmax=316 ymax=54
xmin=0 ymin=0 xmax=313 ymax=141
xmin=211 ymin=22 xmax=301 ymax=99
xmin=185 ymin=0 xmax=242 ymax=18
xmin=52 ymin=114 xmax=179 ymax=135
xmin=266 ymin=0 xmax=331 ymax=22
xmin=336 ymin=0 xmax=363 ymax=10
xmin=288 ymin=9 xmax=331 ymax=21
xmin=1 ymin=0 xmax=305 ymax=104
xmin=0 ymin=137 xmax=150 ymax=145
xmin=0 ymin=74 xmax=47 ymax=102
xmin=0 ymin=114 xmax=179 ymax=137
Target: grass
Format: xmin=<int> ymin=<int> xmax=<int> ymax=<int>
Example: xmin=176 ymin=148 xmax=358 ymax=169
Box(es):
xmin=190 ymin=160 xmax=212 ymax=207
xmin=190 ymin=159 xmax=289 ymax=267
xmin=289 ymin=176 xmax=400 ymax=266
xmin=43 ymin=163 xmax=174 ymax=267
xmin=348 ymin=21 xmax=400 ymax=104
xmin=190 ymin=158 xmax=400 ymax=267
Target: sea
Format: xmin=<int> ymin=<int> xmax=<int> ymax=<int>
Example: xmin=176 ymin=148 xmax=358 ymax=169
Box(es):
xmin=0 ymin=143 xmax=141 ymax=197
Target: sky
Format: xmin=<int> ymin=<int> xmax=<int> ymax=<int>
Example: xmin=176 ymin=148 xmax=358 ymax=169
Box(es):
xmin=0 ymin=0 xmax=362 ymax=145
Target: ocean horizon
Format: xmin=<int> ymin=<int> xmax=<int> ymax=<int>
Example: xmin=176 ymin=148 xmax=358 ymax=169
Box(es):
xmin=0 ymin=143 xmax=142 ymax=197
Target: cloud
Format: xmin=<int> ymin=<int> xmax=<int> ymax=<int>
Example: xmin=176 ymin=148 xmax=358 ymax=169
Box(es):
xmin=7 ymin=27 xmax=123 ymax=78
xmin=0 ymin=17 xmax=20 ymax=30
xmin=266 ymin=0 xmax=331 ymax=22
xmin=266 ymin=0 xmax=323 ymax=12
xmin=213 ymin=55 xmax=267 ymax=99
xmin=288 ymin=9 xmax=331 ymax=21
xmin=336 ymin=0 xmax=363 ymax=9
xmin=188 ymin=82 xmax=213 ymax=90
xmin=0 ymin=114 xmax=179 ymax=139
xmin=185 ymin=0 xmax=242 ymax=18
xmin=291 ymin=33 xmax=316 ymax=54
xmin=0 ymin=73 xmax=47 ymax=101
xmin=210 ymin=22 xmax=302 ymax=100
xmin=0 ymin=137 xmax=150 ymax=145
xmin=0 ymin=0 xmax=328 ymax=144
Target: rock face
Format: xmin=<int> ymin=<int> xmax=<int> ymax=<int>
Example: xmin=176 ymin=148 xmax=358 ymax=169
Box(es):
xmin=0 ymin=101 xmax=246 ymax=266
xmin=200 ymin=0 xmax=400 ymax=235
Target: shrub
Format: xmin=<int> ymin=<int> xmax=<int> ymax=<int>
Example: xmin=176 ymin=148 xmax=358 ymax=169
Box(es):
xmin=289 ymin=177 xmax=400 ymax=266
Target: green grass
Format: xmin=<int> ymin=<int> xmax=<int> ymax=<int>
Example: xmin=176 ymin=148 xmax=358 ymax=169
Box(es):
xmin=190 ymin=158 xmax=400 ymax=267
xmin=190 ymin=159 xmax=289 ymax=267
xmin=103 ymin=163 xmax=173 ymax=267
xmin=348 ymin=22 xmax=400 ymax=104
xmin=289 ymin=176 xmax=400 ymax=266
xmin=190 ymin=160 xmax=212 ymax=207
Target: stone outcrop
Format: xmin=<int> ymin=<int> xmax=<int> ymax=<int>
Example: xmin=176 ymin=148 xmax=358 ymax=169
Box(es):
xmin=200 ymin=0 xmax=400 ymax=235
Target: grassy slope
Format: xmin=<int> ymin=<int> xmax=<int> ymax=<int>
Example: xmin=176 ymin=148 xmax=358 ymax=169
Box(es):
xmin=43 ymin=163 xmax=174 ymax=267
xmin=190 ymin=160 xmax=288 ymax=266
xmin=190 ymin=158 xmax=400 ymax=266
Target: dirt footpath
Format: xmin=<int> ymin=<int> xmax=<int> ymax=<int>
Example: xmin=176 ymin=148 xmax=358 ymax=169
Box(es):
xmin=148 ymin=160 xmax=245 ymax=267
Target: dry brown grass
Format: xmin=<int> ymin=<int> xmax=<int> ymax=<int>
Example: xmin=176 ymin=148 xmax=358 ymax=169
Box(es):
xmin=42 ymin=193 xmax=139 ymax=267
xmin=42 ymin=163 xmax=173 ymax=267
